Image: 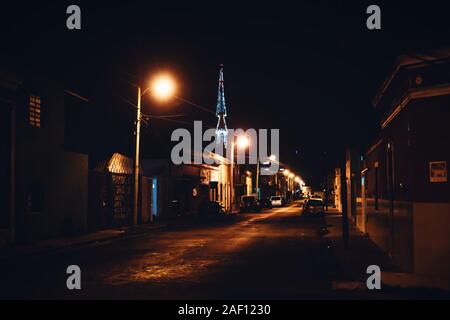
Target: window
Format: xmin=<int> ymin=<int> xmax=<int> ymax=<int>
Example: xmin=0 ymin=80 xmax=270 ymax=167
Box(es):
xmin=242 ymin=196 xmax=256 ymax=203
xmin=29 ymin=94 xmax=41 ymax=128
xmin=307 ymin=200 xmax=324 ymax=207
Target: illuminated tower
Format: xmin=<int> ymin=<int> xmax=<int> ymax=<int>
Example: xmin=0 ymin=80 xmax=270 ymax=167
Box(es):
xmin=215 ymin=64 xmax=228 ymax=147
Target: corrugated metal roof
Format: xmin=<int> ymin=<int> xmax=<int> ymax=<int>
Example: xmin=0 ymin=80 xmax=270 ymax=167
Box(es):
xmin=93 ymin=153 xmax=134 ymax=174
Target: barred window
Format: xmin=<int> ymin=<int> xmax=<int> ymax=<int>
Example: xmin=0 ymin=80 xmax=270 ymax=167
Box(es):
xmin=29 ymin=94 xmax=41 ymax=128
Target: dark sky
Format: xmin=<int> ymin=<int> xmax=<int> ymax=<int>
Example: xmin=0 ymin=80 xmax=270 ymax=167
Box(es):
xmin=2 ymin=1 xmax=450 ymax=186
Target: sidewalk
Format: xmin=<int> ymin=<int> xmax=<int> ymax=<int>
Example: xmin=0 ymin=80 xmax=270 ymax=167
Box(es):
xmin=324 ymin=213 xmax=399 ymax=286
xmin=324 ymin=213 xmax=450 ymax=295
xmin=0 ymin=211 xmax=244 ymax=262
xmin=324 ymin=207 xmax=341 ymax=215
xmin=0 ymin=222 xmax=167 ymax=261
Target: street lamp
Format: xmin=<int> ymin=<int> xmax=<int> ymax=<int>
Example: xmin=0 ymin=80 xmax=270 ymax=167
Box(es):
xmin=230 ymin=134 xmax=249 ymax=211
xmin=133 ymin=72 xmax=176 ymax=226
xmin=236 ymin=135 xmax=250 ymax=149
xmin=235 ymin=135 xmax=262 ymax=199
xmin=150 ymin=73 xmax=177 ymax=101
xmin=288 ymin=173 xmax=295 ymax=193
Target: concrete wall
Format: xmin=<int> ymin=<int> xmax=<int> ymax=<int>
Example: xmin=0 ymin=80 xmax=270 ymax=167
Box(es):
xmin=363 ymin=198 xmax=413 ymax=272
xmin=334 ymin=168 xmax=342 ymax=212
xmin=14 ymin=77 xmax=88 ymax=242
xmin=141 ymin=178 xmax=151 ymax=224
xmin=361 ymin=91 xmax=450 ymax=281
xmin=413 ymin=202 xmax=450 ymax=280
xmin=365 ymin=55 xmax=450 ymax=287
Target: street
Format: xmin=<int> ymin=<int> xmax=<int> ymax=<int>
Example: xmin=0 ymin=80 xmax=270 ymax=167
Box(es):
xmin=2 ymin=2 xmax=450 ymax=304
xmin=2 ymin=201 xmax=449 ymax=300
xmin=0 ymin=203 xmax=345 ymax=299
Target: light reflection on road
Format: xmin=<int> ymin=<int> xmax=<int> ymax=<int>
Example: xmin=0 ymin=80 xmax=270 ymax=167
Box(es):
xmin=101 ymin=205 xmax=299 ymax=285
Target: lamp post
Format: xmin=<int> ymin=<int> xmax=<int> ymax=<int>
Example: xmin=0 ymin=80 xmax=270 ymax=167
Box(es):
xmin=256 ymin=159 xmax=260 ymax=199
xmin=132 ymin=73 xmax=176 ymax=226
xmin=133 ymin=85 xmax=142 ymax=226
xmin=231 ymin=135 xmax=250 ymax=210
xmin=283 ymin=169 xmax=290 ymax=199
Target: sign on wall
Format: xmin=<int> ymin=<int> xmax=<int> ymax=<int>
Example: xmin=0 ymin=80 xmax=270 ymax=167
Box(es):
xmin=199 ymin=168 xmax=210 ymax=185
xmin=429 ymin=161 xmax=448 ymax=183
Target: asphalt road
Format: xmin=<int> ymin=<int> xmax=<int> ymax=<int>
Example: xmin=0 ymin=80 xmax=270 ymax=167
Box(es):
xmin=1 ymin=202 xmax=353 ymax=299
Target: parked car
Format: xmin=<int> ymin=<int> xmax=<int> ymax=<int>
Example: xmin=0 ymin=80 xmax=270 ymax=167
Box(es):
xmin=310 ymin=194 xmax=322 ymax=200
xmin=240 ymin=195 xmax=261 ymax=212
xmin=299 ymin=195 xmax=309 ymax=205
xmin=302 ymin=199 xmax=325 ymax=216
xmin=270 ymin=196 xmax=283 ymax=207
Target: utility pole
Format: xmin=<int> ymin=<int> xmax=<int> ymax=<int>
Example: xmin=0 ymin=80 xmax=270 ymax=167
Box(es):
xmin=256 ymin=158 xmax=260 ymax=199
xmin=133 ymin=86 xmax=142 ymax=226
xmin=325 ymin=175 xmax=329 ymax=212
xmin=230 ymin=140 xmax=235 ymax=212
xmin=341 ymin=155 xmax=349 ymax=248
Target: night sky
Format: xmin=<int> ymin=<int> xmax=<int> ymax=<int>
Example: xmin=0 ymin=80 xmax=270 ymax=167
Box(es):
xmin=2 ymin=1 xmax=450 ymax=187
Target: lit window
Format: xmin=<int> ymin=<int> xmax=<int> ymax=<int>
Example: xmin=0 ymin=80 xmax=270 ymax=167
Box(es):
xmin=29 ymin=94 xmax=41 ymax=128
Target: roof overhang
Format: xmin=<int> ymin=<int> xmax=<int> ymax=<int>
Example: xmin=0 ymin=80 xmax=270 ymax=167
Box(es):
xmin=373 ymin=48 xmax=450 ymax=108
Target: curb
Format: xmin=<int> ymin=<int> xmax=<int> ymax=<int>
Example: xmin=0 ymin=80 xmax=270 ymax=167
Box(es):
xmin=0 ymin=223 xmax=169 ymax=262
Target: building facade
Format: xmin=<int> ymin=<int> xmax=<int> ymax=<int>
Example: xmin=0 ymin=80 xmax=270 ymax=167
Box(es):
xmin=0 ymin=72 xmax=89 ymax=244
xmin=354 ymin=50 xmax=450 ymax=287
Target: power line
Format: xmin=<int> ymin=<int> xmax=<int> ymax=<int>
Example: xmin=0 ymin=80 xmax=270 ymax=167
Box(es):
xmin=174 ymin=95 xmax=215 ymax=115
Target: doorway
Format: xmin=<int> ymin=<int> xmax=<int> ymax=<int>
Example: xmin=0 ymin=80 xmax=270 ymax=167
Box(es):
xmin=386 ymin=141 xmax=395 ymax=257
xmin=361 ymin=170 xmax=368 ymax=233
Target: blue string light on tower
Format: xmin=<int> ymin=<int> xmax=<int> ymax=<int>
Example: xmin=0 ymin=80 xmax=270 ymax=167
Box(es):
xmin=215 ymin=64 xmax=228 ymax=147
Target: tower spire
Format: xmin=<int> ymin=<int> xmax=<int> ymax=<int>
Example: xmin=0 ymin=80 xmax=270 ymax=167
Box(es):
xmin=215 ymin=64 xmax=228 ymax=146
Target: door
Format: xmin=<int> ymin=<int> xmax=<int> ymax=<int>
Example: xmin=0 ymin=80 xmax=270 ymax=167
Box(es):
xmin=361 ymin=171 xmax=367 ymax=233
xmin=141 ymin=177 xmax=151 ymax=224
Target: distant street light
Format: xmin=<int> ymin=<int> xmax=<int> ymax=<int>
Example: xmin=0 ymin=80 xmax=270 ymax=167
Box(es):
xmin=133 ymin=72 xmax=177 ymax=226
xmin=232 ymin=134 xmax=262 ymax=201
xmin=231 ymin=134 xmax=250 ymax=211
xmin=236 ymin=135 xmax=250 ymax=149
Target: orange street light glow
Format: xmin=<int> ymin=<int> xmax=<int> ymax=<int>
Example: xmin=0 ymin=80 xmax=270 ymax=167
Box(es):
xmin=151 ymin=73 xmax=176 ymax=101
xmin=236 ymin=135 xmax=250 ymax=149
